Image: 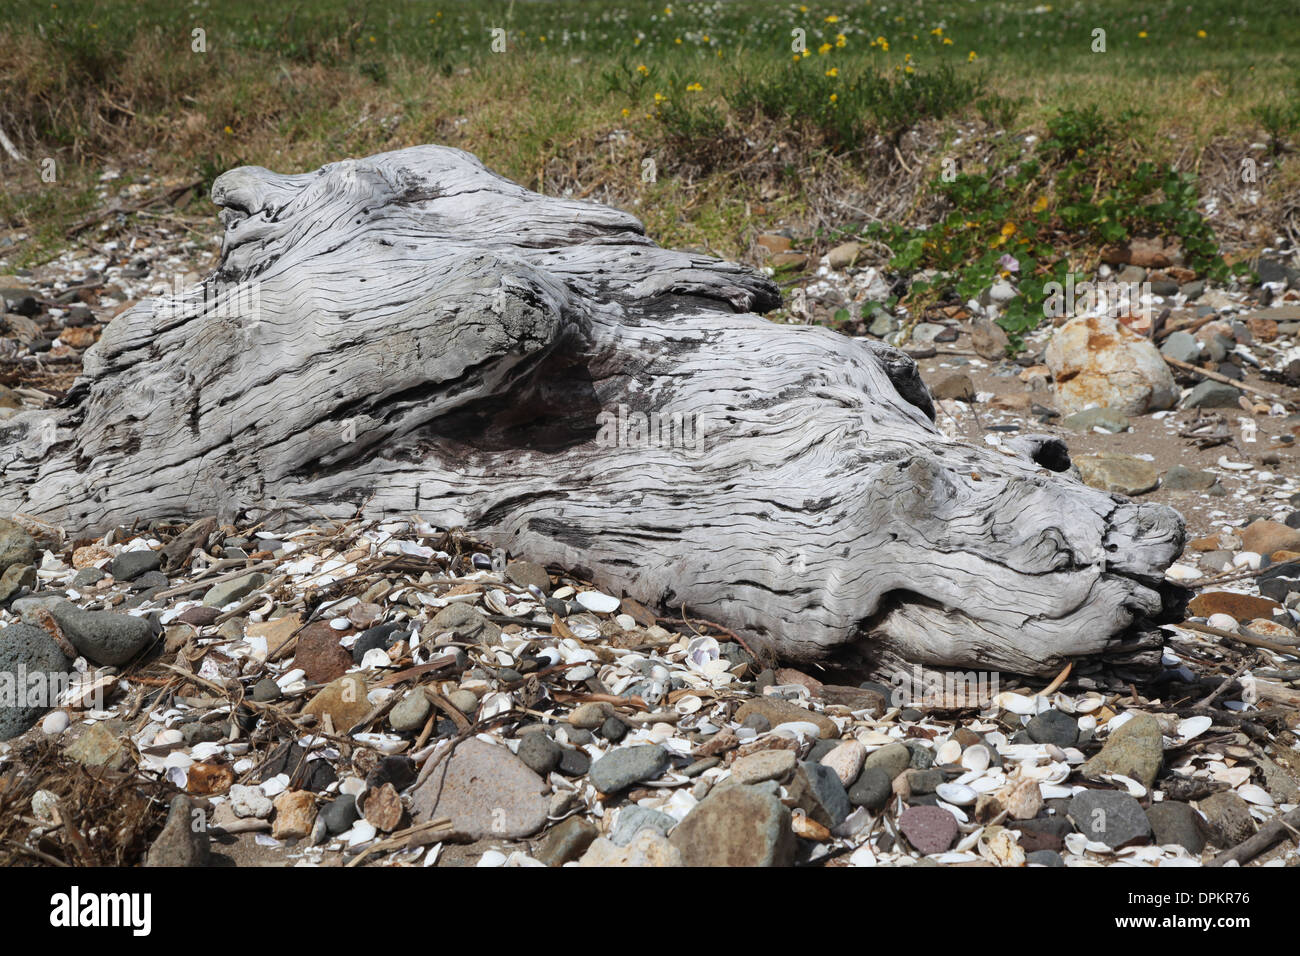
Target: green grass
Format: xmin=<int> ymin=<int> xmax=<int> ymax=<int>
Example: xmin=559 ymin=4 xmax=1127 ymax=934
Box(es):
xmin=1 ymin=0 xmax=1297 ymax=292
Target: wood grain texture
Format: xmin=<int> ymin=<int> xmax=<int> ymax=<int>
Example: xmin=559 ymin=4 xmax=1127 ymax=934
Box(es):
xmin=0 ymin=145 xmax=1187 ymax=675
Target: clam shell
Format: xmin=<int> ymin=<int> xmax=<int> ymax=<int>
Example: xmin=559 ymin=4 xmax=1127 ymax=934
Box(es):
xmin=1176 ymin=715 xmax=1213 ymax=741
xmin=936 ymin=739 xmax=963 ymax=765
xmin=961 ymin=744 xmax=991 ymax=772
xmin=674 ymin=695 xmax=703 ymax=715
xmin=936 ymin=782 xmax=976 ymax=806
xmin=1237 ymin=784 xmax=1274 ymax=806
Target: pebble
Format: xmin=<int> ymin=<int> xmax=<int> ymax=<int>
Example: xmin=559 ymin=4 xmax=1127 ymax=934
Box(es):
xmin=1198 ymin=791 xmax=1256 ymax=848
xmin=45 ymin=600 xmax=155 ymax=667
xmin=1026 ymin=709 xmax=1079 ymax=747
xmin=668 ymin=781 xmax=795 ymax=867
xmin=610 ymin=805 xmax=676 ymax=846
xmin=898 ymin=805 xmax=959 ymax=855
xmin=1146 ymin=801 xmax=1207 ymax=854
xmin=731 ymin=749 xmax=797 ymax=785
xmin=389 ymin=689 xmax=432 ymax=732
xmin=863 ymin=742 xmax=912 ymax=780
xmin=1067 ymin=790 xmax=1152 ymax=849
xmin=108 ymin=549 xmax=161 ymax=582
xmin=145 ymin=794 xmax=210 ymax=867
xmin=589 ymin=744 xmax=669 ymax=793
xmin=734 ymin=697 xmax=837 ymax=739
xmin=203 ymin=572 xmax=267 ymax=608
xmin=517 ymin=730 xmax=563 ymax=776
xmin=535 ymin=816 xmax=597 ymax=866
xmin=1081 ymin=712 xmax=1163 ymax=790
xmin=409 ymin=738 xmax=549 ymax=840
xmin=819 ymin=739 xmax=866 ymax=787
xmin=578 ymin=828 xmax=682 ymax=866
xmin=788 ymin=760 xmax=851 ymax=828
xmin=320 ymin=795 xmax=360 ymax=835
xmin=848 ymin=767 xmax=893 ymax=810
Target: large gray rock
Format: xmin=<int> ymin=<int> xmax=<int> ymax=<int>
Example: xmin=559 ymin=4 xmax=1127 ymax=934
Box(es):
xmin=1068 ymin=790 xmax=1151 ymax=848
xmin=1181 ymin=380 xmax=1241 ymax=409
xmin=47 ymin=600 xmax=156 ymax=666
xmin=0 ymin=622 xmax=72 ymax=740
xmin=669 ymin=782 xmax=795 ymax=866
xmin=409 ymin=737 xmax=548 ymax=839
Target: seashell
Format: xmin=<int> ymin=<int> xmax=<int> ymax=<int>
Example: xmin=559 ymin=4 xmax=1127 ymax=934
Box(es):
xmin=936 ymin=782 xmax=977 ymax=806
xmin=566 ymin=665 xmax=595 ymax=682
xmin=674 ymin=695 xmax=703 ymax=715
xmin=1176 ymin=715 xmax=1213 ymax=741
xmin=1040 ymin=784 xmax=1074 ymax=800
xmin=615 ymin=614 xmax=637 ymax=631
xmin=1217 ymin=456 xmax=1253 ymax=471
xmin=261 ymin=775 xmax=289 ymax=797
xmin=686 ymin=636 xmax=720 ymax=669
xmin=552 ymin=586 xmax=575 ymax=599
xmin=154 ymin=727 xmax=183 ymax=747
xmin=970 ymin=775 xmax=1003 ymax=794
xmin=961 ymin=744 xmax=991 ymax=772
xmin=480 ymin=692 xmax=513 ymax=719
xmin=1165 ymin=564 xmax=1201 ymax=582
xmin=772 ymin=720 xmax=822 ymax=739
xmin=1237 ymin=784 xmax=1274 ymax=806
xmin=344 ymin=820 xmax=377 ymax=848
xmin=360 ymin=647 xmax=391 ymax=669
xmin=1075 ymin=696 xmax=1103 ymax=713
xmin=848 ymin=846 xmax=877 ymax=867
xmin=41 ymin=711 xmax=70 ymax=735
xmin=1211 ymin=765 xmax=1252 ymax=787
xmin=576 ymin=590 xmax=620 ymax=614
xmin=1232 ymin=551 xmax=1262 ymax=570
xmin=329 ymin=617 xmax=351 ymax=631
xmin=993 ymin=692 xmax=1037 ymax=716
xmin=936 ymin=739 xmax=963 ymax=765
xmin=935 ymin=801 xmax=968 ymax=824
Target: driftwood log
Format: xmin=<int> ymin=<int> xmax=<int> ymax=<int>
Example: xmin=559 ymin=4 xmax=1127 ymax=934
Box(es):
xmin=0 ymin=145 xmax=1187 ymax=677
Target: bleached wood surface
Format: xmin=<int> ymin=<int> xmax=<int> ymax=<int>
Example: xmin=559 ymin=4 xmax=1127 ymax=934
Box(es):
xmin=0 ymin=145 xmax=1186 ymax=675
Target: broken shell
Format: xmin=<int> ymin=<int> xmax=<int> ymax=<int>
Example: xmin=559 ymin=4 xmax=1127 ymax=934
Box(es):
xmin=993 ymin=692 xmax=1038 ymax=716
xmin=576 ymin=590 xmax=620 ymax=614
xmin=1237 ymin=784 xmax=1274 ymax=807
xmin=1176 ymin=715 xmax=1213 ymax=741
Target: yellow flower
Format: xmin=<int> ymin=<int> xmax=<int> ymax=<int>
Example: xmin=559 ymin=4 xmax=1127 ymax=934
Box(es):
xmin=686 ymin=81 xmax=703 ymax=92
xmin=621 ymin=107 xmax=630 ymax=117
xmin=835 ymin=34 xmax=847 ymax=47
xmin=904 ymin=52 xmax=912 ymax=62
xmin=968 ymin=50 xmax=977 ymax=61
xmin=904 ymin=65 xmax=914 ymax=73
xmin=368 ymin=35 xmax=376 ymax=43
xmin=829 ymin=93 xmax=838 ymax=103
xmin=799 ymin=5 xmax=808 ymax=12
xmin=675 ymin=36 xmax=682 ymax=44
xmin=701 ymin=34 xmax=709 ymax=42
xmin=539 ymin=35 xmax=546 ymax=42
xmin=1138 ymin=30 xmax=1147 ymax=38
xmin=223 ymin=125 xmax=234 ymax=135
xmin=637 ymin=64 xmax=650 ymax=75
xmin=818 ymin=42 xmax=832 ymax=54
xmin=1000 ymin=222 xmax=1017 ymax=237
xmin=1032 ymin=195 xmax=1049 ymax=212
xmin=802 ymin=48 xmax=811 ymax=57
xmin=664 ymin=5 xmax=672 ymax=14
xmin=931 ymin=27 xmax=943 ymax=36
xmin=634 ymin=36 xmax=642 ymax=45
xmin=1196 ymin=29 xmax=1206 ymax=38
xmin=825 ymin=67 xmax=839 ymax=77
xmin=654 ymin=92 xmax=666 ymax=103
xmin=793 ymin=53 xmax=801 ymax=62
xmin=824 ymin=14 xmax=839 ymax=23
xmin=942 ymin=37 xmax=952 ymax=45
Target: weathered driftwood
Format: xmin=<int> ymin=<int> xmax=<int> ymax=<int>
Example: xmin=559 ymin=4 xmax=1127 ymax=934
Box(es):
xmin=0 ymin=145 xmax=1187 ymax=676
